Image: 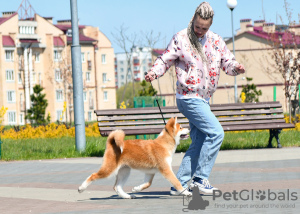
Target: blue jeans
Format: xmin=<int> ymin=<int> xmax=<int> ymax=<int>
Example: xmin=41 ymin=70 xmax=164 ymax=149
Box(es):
xmin=176 ymin=98 xmax=224 ymax=188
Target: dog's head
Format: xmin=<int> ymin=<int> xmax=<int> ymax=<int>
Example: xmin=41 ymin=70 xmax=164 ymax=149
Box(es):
xmin=165 ymin=117 xmax=190 ymax=143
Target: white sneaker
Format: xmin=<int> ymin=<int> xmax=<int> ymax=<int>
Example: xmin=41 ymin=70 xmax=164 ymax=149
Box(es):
xmin=170 ymin=187 xmax=192 ymax=196
xmin=190 ymin=178 xmax=218 ymax=194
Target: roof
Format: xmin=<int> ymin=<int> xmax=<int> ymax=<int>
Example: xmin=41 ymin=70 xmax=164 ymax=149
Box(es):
xmin=254 ymin=20 xmax=265 ymax=23
xmin=2 ymin=35 xmax=15 ymax=47
xmin=67 ymin=34 xmax=96 ymax=43
xmin=152 ymin=49 xmax=164 ymax=55
xmin=19 ymin=39 xmax=39 ymax=43
xmin=246 ymin=26 xmax=300 ymax=45
xmin=53 ymin=36 xmax=65 ymax=47
xmin=55 ymin=24 xmax=85 ymax=32
xmin=0 ymin=12 xmax=18 ymax=25
xmin=240 ymin=19 xmax=251 ymax=22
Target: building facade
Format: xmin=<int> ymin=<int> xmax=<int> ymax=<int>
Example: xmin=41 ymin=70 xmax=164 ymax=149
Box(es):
xmin=115 ymin=46 xmax=152 ymax=88
xmin=0 ymin=12 xmax=116 ymax=125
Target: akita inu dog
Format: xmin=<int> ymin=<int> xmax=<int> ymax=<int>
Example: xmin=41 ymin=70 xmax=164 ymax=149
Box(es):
xmin=78 ymin=117 xmax=191 ymax=199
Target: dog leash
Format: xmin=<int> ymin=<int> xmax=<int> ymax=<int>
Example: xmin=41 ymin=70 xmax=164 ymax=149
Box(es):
xmin=145 ymin=72 xmax=167 ymax=126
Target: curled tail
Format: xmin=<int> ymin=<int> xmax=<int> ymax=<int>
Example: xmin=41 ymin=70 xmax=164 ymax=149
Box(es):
xmin=107 ymin=130 xmax=125 ymax=153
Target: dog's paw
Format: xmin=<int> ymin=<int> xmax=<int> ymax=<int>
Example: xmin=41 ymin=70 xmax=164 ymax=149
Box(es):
xmin=78 ymin=185 xmax=86 ymax=193
xmin=132 ymin=186 xmax=141 ymax=193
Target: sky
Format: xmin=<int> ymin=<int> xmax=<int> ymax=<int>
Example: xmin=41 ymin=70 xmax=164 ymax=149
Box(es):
xmin=2 ymin=0 xmax=300 ymax=53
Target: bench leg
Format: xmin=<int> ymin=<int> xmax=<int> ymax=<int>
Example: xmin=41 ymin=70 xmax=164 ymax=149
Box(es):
xmin=268 ymin=129 xmax=282 ymax=148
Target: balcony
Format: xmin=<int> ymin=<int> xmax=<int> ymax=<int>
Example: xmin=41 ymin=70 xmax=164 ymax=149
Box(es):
xmin=20 ymin=101 xmax=25 ymax=112
xmin=17 ymin=21 xmax=39 ymax=40
xmin=89 ymin=99 xmax=94 ymax=110
xmin=87 ymin=60 xmax=92 ymax=70
xmin=19 ymin=57 xmax=24 ymax=71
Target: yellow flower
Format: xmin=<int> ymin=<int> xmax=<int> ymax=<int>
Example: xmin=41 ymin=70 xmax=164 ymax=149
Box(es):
xmin=241 ymin=92 xmax=246 ymax=103
xmin=0 ymin=106 xmax=8 ymax=124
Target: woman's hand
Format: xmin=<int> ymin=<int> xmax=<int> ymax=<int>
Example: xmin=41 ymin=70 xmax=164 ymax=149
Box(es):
xmin=235 ymin=64 xmax=245 ymax=74
xmin=145 ymin=71 xmax=157 ymax=82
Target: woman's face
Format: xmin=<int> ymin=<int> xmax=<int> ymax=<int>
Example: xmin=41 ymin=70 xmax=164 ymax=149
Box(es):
xmin=193 ymin=15 xmax=212 ymax=38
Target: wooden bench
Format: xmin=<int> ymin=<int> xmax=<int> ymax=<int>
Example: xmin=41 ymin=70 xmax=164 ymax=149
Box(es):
xmin=95 ymin=101 xmax=295 ymax=148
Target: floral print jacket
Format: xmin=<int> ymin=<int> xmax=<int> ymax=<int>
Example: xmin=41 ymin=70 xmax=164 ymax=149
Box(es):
xmin=150 ymin=28 xmax=239 ymax=99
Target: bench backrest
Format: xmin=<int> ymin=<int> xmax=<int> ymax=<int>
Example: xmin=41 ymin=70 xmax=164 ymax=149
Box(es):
xmin=95 ymin=101 xmax=293 ymax=136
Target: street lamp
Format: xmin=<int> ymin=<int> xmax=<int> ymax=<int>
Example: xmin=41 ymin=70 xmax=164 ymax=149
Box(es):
xmin=227 ymin=0 xmax=238 ymax=103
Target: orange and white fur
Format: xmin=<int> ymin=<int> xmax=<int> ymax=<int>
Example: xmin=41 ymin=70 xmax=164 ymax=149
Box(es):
xmin=78 ymin=117 xmax=191 ymax=199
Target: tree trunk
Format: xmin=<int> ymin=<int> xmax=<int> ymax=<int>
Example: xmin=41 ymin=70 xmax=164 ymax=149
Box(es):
xmin=289 ymin=97 xmax=292 ymax=123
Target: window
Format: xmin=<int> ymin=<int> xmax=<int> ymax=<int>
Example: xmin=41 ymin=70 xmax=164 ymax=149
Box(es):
xmin=55 ymin=69 xmax=62 ymax=81
xmin=32 ymin=72 xmax=36 ymax=83
xmin=83 ymin=91 xmax=87 ymax=102
xmin=103 ymin=73 xmax=107 ymax=83
xmin=120 ymin=68 xmax=124 ymax=73
xmin=120 ymin=61 xmax=124 ymax=65
xmin=134 ymin=66 xmax=139 ymax=71
xmin=6 ymin=70 xmax=14 ymax=82
xmin=35 ymin=52 xmax=40 ymax=62
xmin=86 ymin=72 xmax=91 ymax=82
xmin=89 ymin=91 xmax=93 ymax=101
xmin=56 ymin=90 xmax=63 ymax=102
xmin=7 ymin=91 xmax=16 ymax=103
xmin=20 ymin=113 xmax=24 ymax=125
xmin=87 ymin=52 xmax=90 ymax=61
xmin=54 ymin=50 xmax=61 ymax=61
xmin=133 ymin=59 xmax=139 ymax=64
xmin=121 ymin=75 xmax=124 ymax=80
xmin=18 ymin=72 xmax=22 ymax=84
xmin=88 ymin=111 xmax=92 ymax=121
xmin=19 ymin=26 xmax=35 ymax=34
xmin=5 ymin=50 xmax=14 ymax=61
xmin=20 ymin=93 xmax=24 ymax=110
xmin=38 ymin=73 xmax=42 ymax=84
xmin=143 ymin=66 xmax=147 ymax=72
xmin=101 ymin=54 xmax=106 ymax=64
xmin=57 ymin=110 xmax=63 ymax=121
xmin=104 ymin=91 xmax=108 ymax=101
xmin=81 ymin=52 xmax=85 ymax=63
xmin=7 ymin=111 xmax=16 ymax=124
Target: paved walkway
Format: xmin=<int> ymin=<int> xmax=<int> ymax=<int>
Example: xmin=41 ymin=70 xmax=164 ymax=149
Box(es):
xmin=0 ymin=147 xmax=300 ymax=214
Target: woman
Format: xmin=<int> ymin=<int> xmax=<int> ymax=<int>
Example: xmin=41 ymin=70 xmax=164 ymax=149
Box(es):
xmin=145 ymin=2 xmax=245 ymax=194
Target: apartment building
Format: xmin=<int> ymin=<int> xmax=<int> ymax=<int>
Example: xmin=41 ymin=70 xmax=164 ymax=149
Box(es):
xmin=0 ymin=12 xmax=116 ymax=125
xmin=216 ymin=19 xmax=300 ymax=111
xmin=115 ymin=46 xmax=152 ymax=88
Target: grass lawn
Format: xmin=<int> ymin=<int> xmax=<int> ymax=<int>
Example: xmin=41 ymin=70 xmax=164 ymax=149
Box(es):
xmin=1 ymin=130 xmax=299 ymax=161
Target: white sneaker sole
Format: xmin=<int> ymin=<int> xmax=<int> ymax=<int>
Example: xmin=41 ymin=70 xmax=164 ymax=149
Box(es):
xmin=189 ymin=183 xmax=218 ymax=194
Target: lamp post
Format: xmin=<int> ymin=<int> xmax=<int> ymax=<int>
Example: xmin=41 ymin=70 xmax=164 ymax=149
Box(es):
xmin=227 ymin=0 xmax=238 ymax=103
xmin=70 ymin=0 xmax=86 ymax=151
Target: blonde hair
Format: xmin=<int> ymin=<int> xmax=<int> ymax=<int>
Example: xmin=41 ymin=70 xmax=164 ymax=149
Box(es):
xmin=187 ymin=2 xmax=214 ymax=63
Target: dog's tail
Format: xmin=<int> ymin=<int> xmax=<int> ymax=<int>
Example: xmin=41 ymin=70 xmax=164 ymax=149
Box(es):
xmin=107 ymin=130 xmax=125 ymax=153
